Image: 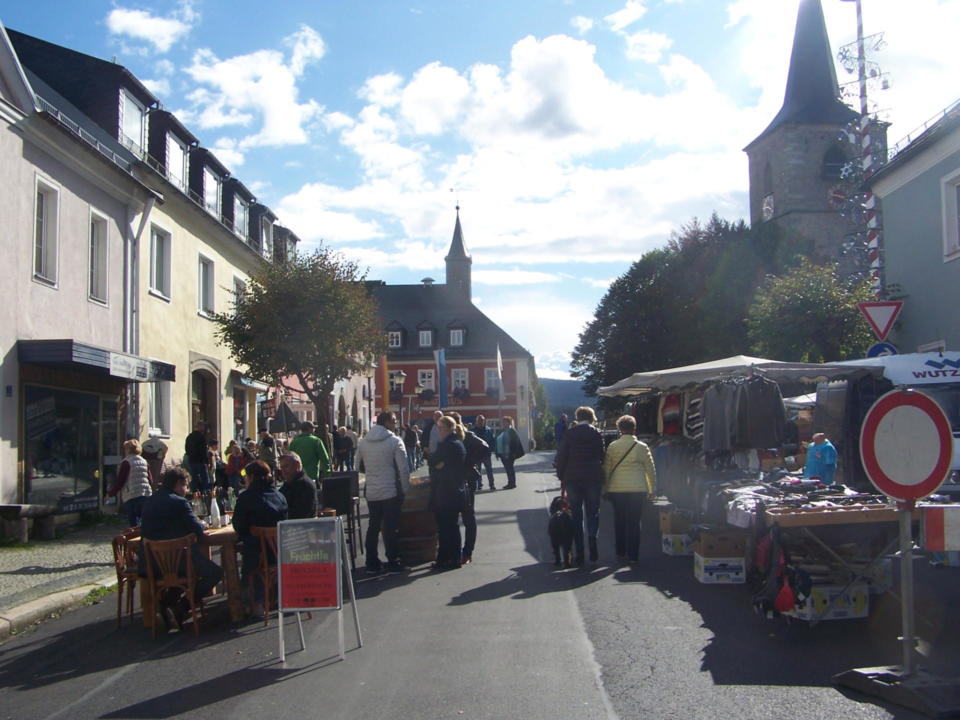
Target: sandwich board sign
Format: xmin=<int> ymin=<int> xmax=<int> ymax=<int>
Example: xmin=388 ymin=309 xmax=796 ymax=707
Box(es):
xmin=276 ymin=517 xmax=362 ymax=662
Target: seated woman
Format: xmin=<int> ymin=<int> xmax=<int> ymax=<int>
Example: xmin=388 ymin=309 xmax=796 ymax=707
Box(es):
xmin=231 ymin=461 xmax=288 ymax=610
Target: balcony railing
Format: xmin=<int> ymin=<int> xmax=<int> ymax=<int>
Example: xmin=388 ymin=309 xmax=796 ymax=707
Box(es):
xmin=36 ymin=96 xmax=132 ymax=173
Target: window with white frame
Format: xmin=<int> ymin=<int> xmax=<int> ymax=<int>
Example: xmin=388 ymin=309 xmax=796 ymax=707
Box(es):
xmin=388 ymin=331 xmax=402 ymax=348
xmin=449 ymin=328 xmax=464 ymax=346
xmin=451 ymin=368 xmax=468 ymax=390
xmin=166 ymin=133 xmax=188 ymax=190
xmin=418 ymin=369 xmax=435 ymax=390
xmin=203 ymin=167 xmax=221 ymax=216
xmin=120 ymin=90 xmax=146 ymax=153
xmin=419 ymin=329 xmax=433 ymax=347
xmin=33 ymin=178 xmax=59 ymax=285
xmin=198 ymin=255 xmax=214 ymax=315
xmin=149 ymin=381 xmax=172 ymax=436
xmin=234 ymin=197 xmax=249 ymax=238
xmin=485 ymin=368 xmax=501 ymax=393
xmin=233 ymin=276 xmax=246 ymax=308
xmin=89 ymin=211 xmax=108 ymax=303
xmin=149 ymin=226 xmax=171 ymax=298
xmin=261 ymin=217 xmax=274 ymax=259
xmin=943 ymin=169 xmax=960 ymax=260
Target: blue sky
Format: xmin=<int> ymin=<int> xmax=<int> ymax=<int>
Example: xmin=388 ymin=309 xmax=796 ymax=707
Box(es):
xmin=3 ymin=0 xmax=957 ymax=379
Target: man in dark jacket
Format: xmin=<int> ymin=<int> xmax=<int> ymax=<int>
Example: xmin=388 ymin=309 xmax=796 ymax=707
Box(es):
xmin=474 ymin=415 xmax=497 ymax=491
xmin=556 ymin=406 xmax=606 ymax=564
xmin=278 ymin=452 xmax=318 ymax=519
xmin=140 ymin=467 xmax=223 ymax=627
xmin=184 ymin=422 xmax=210 ymax=492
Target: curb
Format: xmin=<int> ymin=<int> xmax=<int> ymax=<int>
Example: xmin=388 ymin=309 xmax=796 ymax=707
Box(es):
xmin=0 ymin=574 xmax=117 ymax=641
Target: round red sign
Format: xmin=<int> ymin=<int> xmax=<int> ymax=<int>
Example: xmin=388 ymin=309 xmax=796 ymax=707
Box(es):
xmin=859 ymin=389 xmax=954 ymax=501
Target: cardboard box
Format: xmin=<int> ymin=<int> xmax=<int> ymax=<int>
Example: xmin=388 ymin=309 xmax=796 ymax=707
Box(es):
xmin=787 ymin=582 xmax=869 ymax=621
xmin=659 ymin=509 xmax=692 ymax=535
xmin=661 ymin=533 xmax=693 ymax=556
xmin=694 ymin=528 xmax=747 ymax=558
xmin=693 ymin=553 xmax=745 ymax=584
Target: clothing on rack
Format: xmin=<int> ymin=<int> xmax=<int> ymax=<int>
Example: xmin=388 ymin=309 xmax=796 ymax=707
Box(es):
xmin=683 ymin=389 xmax=704 ymax=441
xmin=733 ymin=376 xmax=787 ymax=449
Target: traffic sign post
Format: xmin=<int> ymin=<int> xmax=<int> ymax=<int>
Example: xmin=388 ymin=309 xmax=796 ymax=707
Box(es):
xmin=834 ymin=389 xmax=960 ymax=716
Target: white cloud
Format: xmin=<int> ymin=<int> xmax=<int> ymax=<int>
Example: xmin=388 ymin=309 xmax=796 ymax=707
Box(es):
xmin=399 ymin=62 xmax=471 ymax=135
xmin=605 ymin=1 xmax=648 ymax=33
xmin=183 ymin=25 xmax=326 ymax=149
xmin=142 ymin=77 xmax=170 ymax=96
xmin=623 ymin=29 xmax=672 ymax=63
xmin=583 ymin=277 xmax=614 ymax=289
xmin=472 ymin=269 xmax=561 ymax=285
xmin=571 ymin=16 xmax=594 ymax=35
xmin=105 ymin=1 xmax=196 ymax=54
xmin=210 ymin=137 xmax=244 ymax=171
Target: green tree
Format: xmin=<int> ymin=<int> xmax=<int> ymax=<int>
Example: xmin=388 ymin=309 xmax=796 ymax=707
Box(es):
xmin=747 ymin=258 xmax=874 ymax=362
xmin=213 ymin=249 xmax=385 ymax=435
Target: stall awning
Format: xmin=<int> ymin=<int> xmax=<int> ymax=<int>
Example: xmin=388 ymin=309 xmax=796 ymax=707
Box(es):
xmin=17 ymin=340 xmax=175 ymax=382
xmin=597 ymin=355 xmax=882 ymax=397
xmin=229 ymin=370 xmax=268 ymax=392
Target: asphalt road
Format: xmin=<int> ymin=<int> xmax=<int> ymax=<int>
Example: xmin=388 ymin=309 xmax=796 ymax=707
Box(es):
xmin=1 ymin=451 xmax=958 ymax=719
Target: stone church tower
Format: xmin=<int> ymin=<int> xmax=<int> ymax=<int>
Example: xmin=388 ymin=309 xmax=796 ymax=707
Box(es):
xmin=444 ymin=206 xmax=472 ymax=302
xmin=744 ymin=0 xmax=861 ymax=260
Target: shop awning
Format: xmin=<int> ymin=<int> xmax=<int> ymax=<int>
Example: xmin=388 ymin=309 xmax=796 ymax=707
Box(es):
xmin=597 ymin=355 xmax=882 ymax=397
xmin=17 ymin=339 xmax=175 ymax=382
xmin=229 ymin=370 xmax=268 ymax=392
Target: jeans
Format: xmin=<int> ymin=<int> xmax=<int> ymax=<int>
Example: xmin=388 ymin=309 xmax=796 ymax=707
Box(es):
xmin=501 ymin=457 xmax=517 ymax=487
xmin=460 ymin=490 xmax=476 ymax=557
xmin=608 ymin=492 xmax=646 ymax=560
xmin=565 ymin=482 xmax=602 ymax=558
xmin=405 ymin=446 xmax=417 ymax=473
xmin=481 ymin=453 xmax=495 ymax=488
xmin=366 ymin=495 xmax=403 ymax=565
xmin=434 ymin=509 xmax=462 ymax=566
xmin=188 ymin=462 xmax=211 ymax=492
xmin=124 ymin=495 xmax=148 ymax=528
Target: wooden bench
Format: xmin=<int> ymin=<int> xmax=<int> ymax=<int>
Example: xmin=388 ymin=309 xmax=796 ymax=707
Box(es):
xmin=0 ymin=504 xmax=59 ymax=542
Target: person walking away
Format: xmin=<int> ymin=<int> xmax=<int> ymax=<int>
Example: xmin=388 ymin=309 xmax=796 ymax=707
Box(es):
xmin=107 ymin=438 xmax=154 ymax=528
xmin=257 ymin=427 xmax=279 ymax=476
xmin=278 ymin=452 xmax=318 ymax=519
xmin=140 ymin=467 xmax=223 ymax=630
xmin=184 ymin=422 xmax=210 ymax=493
xmin=346 ymin=426 xmax=359 ymax=471
xmin=413 ymin=424 xmax=424 ymax=467
xmin=334 ymin=427 xmax=353 ymax=472
xmin=289 ymin=421 xmax=330 ymax=481
xmin=556 ymin=406 xmax=606 ymax=565
xmin=555 ymin=413 xmax=569 ymax=449
xmin=495 ymin=416 xmax=525 ymax=489
xmin=231 ymin=461 xmax=288 ymax=614
xmin=355 ymin=412 xmax=410 ymax=573
xmin=455 ymin=413 xmax=489 ymax=564
xmin=603 ymin=415 xmax=656 ymax=565
xmin=428 ymin=415 xmax=467 ymax=570
xmin=804 ymin=432 xmax=838 ymax=485
xmin=141 ymin=435 xmax=168 ymax=481
xmin=475 ymin=415 xmax=497 ymax=491
xmin=402 ymin=423 xmax=420 ymax=473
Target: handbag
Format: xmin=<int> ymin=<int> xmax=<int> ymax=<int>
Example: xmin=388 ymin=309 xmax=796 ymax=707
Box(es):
xmin=608 ymin=442 xmax=637 ymax=477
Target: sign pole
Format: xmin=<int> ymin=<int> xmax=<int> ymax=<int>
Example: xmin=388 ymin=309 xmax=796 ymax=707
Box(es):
xmin=898 ymin=501 xmax=916 ymax=675
xmin=341 ymin=518 xmax=363 ymax=648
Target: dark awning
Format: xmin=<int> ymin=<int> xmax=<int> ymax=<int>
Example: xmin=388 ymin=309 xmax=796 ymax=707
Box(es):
xmin=18 ymin=339 xmax=175 ymax=382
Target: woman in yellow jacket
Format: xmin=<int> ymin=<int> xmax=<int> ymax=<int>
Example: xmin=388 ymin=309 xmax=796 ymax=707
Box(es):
xmin=603 ymin=415 xmax=656 ymax=564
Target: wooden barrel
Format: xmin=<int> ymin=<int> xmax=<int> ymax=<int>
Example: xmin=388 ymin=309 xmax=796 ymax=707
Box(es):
xmin=398 ymin=481 xmax=437 ymax=564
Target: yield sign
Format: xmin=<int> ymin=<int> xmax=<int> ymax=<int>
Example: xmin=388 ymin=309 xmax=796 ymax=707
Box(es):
xmin=858 ymin=301 xmax=903 ymax=341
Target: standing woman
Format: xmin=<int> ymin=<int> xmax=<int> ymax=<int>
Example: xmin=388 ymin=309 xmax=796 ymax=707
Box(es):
xmin=495 ymin=417 xmax=525 ymax=489
xmin=428 ymin=415 xmax=467 ymax=570
xmin=107 ymin=439 xmax=154 ymax=528
xmin=556 ymin=406 xmax=605 ymax=564
xmin=603 ymin=415 xmax=656 ymax=565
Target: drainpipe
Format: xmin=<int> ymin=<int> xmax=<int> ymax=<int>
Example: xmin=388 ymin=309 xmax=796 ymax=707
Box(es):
xmin=125 ymin=196 xmax=156 ymax=437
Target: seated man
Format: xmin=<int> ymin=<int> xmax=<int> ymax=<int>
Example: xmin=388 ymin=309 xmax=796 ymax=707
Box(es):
xmin=278 ymin=452 xmax=318 ymax=519
xmin=140 ymin=466 xmax=224 ymax=630
xmin=231 ymin=461 xmax=288 ymax=611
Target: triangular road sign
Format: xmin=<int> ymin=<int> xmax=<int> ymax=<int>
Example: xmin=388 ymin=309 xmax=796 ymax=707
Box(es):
xmin=858 ymin=301 xmax=903 ymax=341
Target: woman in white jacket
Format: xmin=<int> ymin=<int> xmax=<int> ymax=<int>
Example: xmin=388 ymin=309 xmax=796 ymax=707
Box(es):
xmin=356 ymin=412 xmax=411 ymax=573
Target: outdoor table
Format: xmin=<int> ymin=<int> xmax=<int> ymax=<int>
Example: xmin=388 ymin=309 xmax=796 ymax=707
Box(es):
xmin=130 ymin=525 xmax=244 ymax=629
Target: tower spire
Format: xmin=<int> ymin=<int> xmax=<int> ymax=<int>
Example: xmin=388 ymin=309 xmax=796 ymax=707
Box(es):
xmin=445 ymin=205 xmax=472 ymax=302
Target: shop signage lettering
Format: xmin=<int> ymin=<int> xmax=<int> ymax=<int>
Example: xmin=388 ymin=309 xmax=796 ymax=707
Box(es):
xmin=912 ymin=369 xmax=960 ymax=379
xmin=109 ymin=352 xmax=149 ymax=380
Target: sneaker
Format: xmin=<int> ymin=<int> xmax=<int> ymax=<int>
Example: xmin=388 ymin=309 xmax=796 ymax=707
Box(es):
xmin=385 ymin=560 xmax=408 ymax=573
xmin=460 ymin=554 xmax=472 ymax=565
xmin=488 ymin=486 xmax=496 ymax=491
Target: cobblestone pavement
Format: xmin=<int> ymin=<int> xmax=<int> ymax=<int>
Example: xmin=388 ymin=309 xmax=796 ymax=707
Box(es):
xmin=0 ymin=515 xmax=125 ymax=614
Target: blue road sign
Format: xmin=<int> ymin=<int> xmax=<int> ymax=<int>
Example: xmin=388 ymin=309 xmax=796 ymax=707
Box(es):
xmin=867 ymin=342 xmax=898 ymax=358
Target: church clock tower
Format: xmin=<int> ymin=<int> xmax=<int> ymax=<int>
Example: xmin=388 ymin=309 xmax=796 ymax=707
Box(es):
xmin=445 ymin=206 xmax=472 ymax=302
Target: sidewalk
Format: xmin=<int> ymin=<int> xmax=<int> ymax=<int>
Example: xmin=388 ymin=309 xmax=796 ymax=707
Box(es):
xmin=0 ymin=514 xmax=123 ymax=639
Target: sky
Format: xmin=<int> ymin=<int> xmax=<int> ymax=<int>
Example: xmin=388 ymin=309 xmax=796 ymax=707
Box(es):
xmin=3 ymin=0 xmax=958 ymax=380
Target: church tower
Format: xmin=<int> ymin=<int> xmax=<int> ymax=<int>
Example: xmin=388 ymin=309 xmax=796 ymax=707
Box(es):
xmin=744 ymin=0 xmax=860 ymax=259
xmin=445 ymin=206 xmax=472 ymax=302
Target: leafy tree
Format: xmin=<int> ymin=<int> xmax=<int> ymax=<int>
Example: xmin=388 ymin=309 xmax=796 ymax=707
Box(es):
xmin=213 ymin=249 xmax=385 ymax=435
xmin=531 ymin=377 xmax=556 ymax=449
xmin=747 ymin=258 xmax=874 ymax=362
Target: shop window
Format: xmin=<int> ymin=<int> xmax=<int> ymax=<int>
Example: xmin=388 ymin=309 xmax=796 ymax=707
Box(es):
xmin=198 ymin=255 xmax=215 ymax=316
xmin=149 ymin=226 xmax=171 ymax=298
xmin=34 ymin=177 xmax=59 ymax=285
xmin=120 ymin=90 xmax=146 ymax=154
xmin=149 ymin=381 xmax=172 ymax=436
xmin=450 ymin=328 xmax=464 ymax=347
xmin=89 ymin=211 xmax=108 ymax=304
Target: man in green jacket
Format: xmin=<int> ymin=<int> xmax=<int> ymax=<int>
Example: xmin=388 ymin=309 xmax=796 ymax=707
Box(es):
xmin=289 ymin=421 xmax=331 ymax=481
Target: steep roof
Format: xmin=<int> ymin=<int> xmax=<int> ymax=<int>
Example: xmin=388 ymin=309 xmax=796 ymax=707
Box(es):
xmin=370 ymin=282 xmax=531 ymax=360
xmin=747 ymin=0 xmax=858 ymax=149
xmin=444 ymin=207 xmax=470 ymax=261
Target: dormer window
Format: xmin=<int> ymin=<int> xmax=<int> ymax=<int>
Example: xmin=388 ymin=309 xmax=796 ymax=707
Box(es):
xmin=120 ymin=90 xmax=146 ymax=154
xmin=261 ymin=217 xmax=274 ymax=260
xmin=388 ymin=331 xmax=402 ymax=348
xmin=449 ymin=328 xmax=464 ymax=347
xmin=203 ymin=167 xmax=221 ymax=216
xmin=234 ymin=197 xmax=249 ymax=239
xmin=419 ymin=329 xmax=433 ymax=347
xmin=166 ymin=133 xmax=188 ymax=190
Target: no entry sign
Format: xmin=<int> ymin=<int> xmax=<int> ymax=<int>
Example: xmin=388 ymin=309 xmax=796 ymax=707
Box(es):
xmin=860 ymin=389 xmax=954 ymax=502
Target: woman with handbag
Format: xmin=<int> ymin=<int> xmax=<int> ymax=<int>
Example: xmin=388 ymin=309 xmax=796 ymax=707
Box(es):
xmin=603 ymin=415 xmax=656 ymax=565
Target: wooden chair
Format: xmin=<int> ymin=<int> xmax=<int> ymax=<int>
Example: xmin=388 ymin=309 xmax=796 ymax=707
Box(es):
xmin=143 ymin=534 xmax=201 ymax=638
xmin=248 ymin=526 xmax=278 ymax=626
xmin=111 ymin=528 xmax=141 ymax=627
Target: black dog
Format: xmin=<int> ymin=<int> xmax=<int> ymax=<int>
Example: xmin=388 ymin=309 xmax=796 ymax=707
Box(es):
xmin=548 ymin=495 xmax=575 ymax=567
